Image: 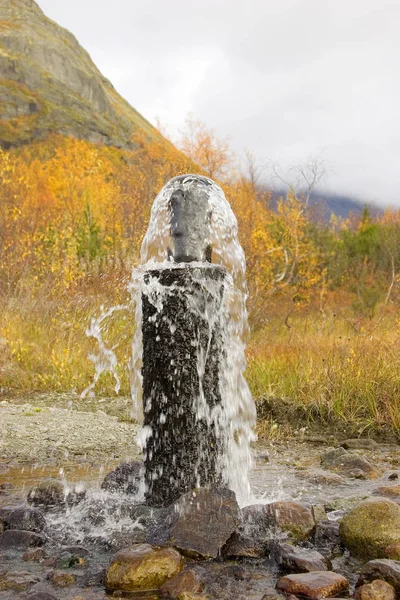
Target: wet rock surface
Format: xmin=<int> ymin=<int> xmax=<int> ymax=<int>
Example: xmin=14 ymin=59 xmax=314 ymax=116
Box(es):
xmin=340 ymin=498 xmax=400 ymax=559
xmin=105 ymin=544 xmax=183 ymax=592
xmin=146 ymin=488 xmax=240 ymax=559
xmin=1 ymin=427 xmax=400 ymax=599
xmin=276 ymin=571 xmax=349 ymax=598
xmin=101 ymin=461 xmax=143 ymax=495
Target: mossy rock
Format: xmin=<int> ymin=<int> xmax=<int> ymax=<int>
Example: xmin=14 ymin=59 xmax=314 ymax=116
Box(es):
xmin=105 ymin=543 xmax=183 ymax=592
xmin=340 ymin=498 xmax=400 ymax=559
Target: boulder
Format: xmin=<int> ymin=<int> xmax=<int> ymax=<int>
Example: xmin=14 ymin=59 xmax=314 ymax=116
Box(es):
xmin=325 ymin=453 xmax=381 ymax=479
xmin=222 ymin=503 xmax=276 ymax=558
xmin=354 ymin=579 xmax=396 ymax=600
xmin=0 ymin=507 xmax=46 ymax=533
xmin=276 ymin=571 xmax=349 ymax=598
xmin=105 ymin=544 xmax=183 ymax=592
xmin=101 ymin=461 xmax=143 ymax=495
xmin=276 ymin=542 xmax=331 ymax=572
xmin=265 ymin=501 xmax=315 ymax=542
xmin=47 ymin=570 xmax=76 ymax=587
xmin=314 ymin=520 xmax=343 ymax=556
xmin=358 ymin=559 xmax=400 ymax=591
xmin=340 ymin=498 xmax=400 ymax=559
xmin=0 ymin=570 xmax=40 ymax=592
xmin=159 ymin=569 xmax=203 ymax=598
xmin=146 ymin=488 xmax=240 ymax=559
xmin=0 ymin=529 xmax=46 ymax=548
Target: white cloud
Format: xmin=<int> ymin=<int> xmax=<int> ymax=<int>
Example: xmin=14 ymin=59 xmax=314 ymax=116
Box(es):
xmin=37 ymin=0 xmax=400 ymax=204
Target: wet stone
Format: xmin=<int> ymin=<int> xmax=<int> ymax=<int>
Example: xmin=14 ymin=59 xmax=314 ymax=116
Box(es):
xmin=265 ymin=501 xmax=315 ymax=542
xmin=0 ymin=507 xmax=47 ymax=533
xmin=323 ymin=451 xmax=381 ymax=479
xmin=105 ymin=543 xmax=183 ymax=592
xmin=78 ymin=567 xmax=105 ymax=587
xmin=340 ymin=498 xmax=400 ymax=559
xmin=101 ymin=461 xmax=143 ymax=494
xmin=27 ymin=478 xmax=65 ymax=507
xmin=23 ymin=547 xmax=46 ymax=561
xmin=358 ymin=559 xmax=400 ymax=591
xmin=385 ymin=541 xmax=400 ymax=560
xmin=354 ymin=579 xmax=396 ymax=600
xmin=48 ymin=569 xmax=76 ymax=587
xmin=222 ymin=503 xmax=276 ymax=558
xmin=159 ymin=568 xmax=204 ymax=598
xmin=276 ymin=571 xmax=349 ymax=598
xmin=0 ymin=529 xmax=46 ymax=548
xmin=0 ymin=570 xmax=40 ymax=591
xmin=314 ymin=520 xmax=343 ymax=556
xmin=276 ymin=542 xmax=331 ymax=573
xmin=146 ymin=487 xmax=240 ymax=559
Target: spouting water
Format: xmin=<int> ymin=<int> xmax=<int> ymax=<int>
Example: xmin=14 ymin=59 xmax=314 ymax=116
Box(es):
xmin=84 ymin=174 xmax=256 ymax=507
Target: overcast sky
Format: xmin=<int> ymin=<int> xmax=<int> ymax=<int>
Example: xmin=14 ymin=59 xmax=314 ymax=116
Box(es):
xmin=37 ymin=0 xmax=400 ymax=205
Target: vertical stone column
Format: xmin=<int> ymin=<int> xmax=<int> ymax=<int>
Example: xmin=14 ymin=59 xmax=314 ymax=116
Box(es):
xmin=142 ymin=265 xmax=226 ymax=507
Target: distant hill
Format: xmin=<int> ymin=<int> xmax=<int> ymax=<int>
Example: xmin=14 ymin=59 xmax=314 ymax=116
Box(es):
xmin=268 ymin=189 xmax=383 ymax=222
xmin=0 ymin=0 xmax=170 ymax=150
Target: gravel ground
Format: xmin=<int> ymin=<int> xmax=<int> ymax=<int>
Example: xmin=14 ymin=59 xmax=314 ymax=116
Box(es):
xmin=0 ymin=399 xmax=141 ymax=465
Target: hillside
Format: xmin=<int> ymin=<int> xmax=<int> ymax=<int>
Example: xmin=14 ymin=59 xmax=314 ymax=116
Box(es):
xmin=0 ymin=0 xmax=167 ymax=149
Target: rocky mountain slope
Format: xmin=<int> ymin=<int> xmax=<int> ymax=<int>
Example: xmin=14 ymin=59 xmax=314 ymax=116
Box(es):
xmin=0 ymin=0 xmax=165 ymax=149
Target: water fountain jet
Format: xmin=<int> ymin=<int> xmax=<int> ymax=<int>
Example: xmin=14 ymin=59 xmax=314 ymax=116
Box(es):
xmin=138 ymin=174 xmax=256 ymax=507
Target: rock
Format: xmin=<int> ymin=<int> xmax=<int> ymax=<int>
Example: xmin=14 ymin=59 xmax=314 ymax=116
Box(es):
xmin=105 ymin=544 xmax=183 ymax=592
xmin=276 ymin=571 xmax=349 ymax=598
xmin=222 ymin=503 xmax=276 ymax=558
xmin=388 ymin=473 xmax=399 ymax=480
xmin=177 ymin=594 xmax=208 ymax=600
xmin=265 ymin=501 xmax=315 ymax=542
xmin=159 ymin=569 xmax=203 ymax=598
xmin=48 ymin=570 xmax=76 ymax=587
xmin=297 ymin=470 xmax=345 ymax=486
xmin=340 ymin=438 xmax=378 ymax=450
xmin=276 ymin=542 xmax=331 ymax=572
xmin=314 ymin=521 xmax=342 ymax=556
xmin=78 ymin=567 xmax=105 ymax=587
xmin=0 ymin=507 xmax=46 ymax=532
xmin=323 ymin=451 xmax=381 ymax=479
xmin=23 ymin=547 xmax=46 ymax=561
xmin=321 ymin=447 xmax=347 ymax=466
xmin=261 ymin=595 xmax=286 ymax=600
xmin=57 ymin=550 xmax=88 ymax=568
xmin=385 ymin=541 xmax=400 ymax=560
xmin=0 ymin=529 xmax=46 ymax=548
xmin=0 ymin=570 xmax=39 ymax=591
xmin=101 ymin=461 xmax=143 ymax=495
xmin=27 ymin=479 xmax=65 ymax=507
xmin=358 ymin=559 xmax=400 ymax=591
xmin=146 ymin=488 xmax=240 ymax=559
xmin=340 ymin=498 xmax=400 ymax=559
xmin=354 ymin=579 xmax=396 ymax=600
xmin=311 ymin=504 xmax=327 ymax=524
xmin=375 ymin=485 xmax=400 ymax=497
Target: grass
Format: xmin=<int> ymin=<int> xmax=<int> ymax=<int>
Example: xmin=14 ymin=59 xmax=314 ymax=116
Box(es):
xmin=247 ymin=310 xmax=400 ymax=439
xmin=2 ymin=289 xmax=400 ymax=440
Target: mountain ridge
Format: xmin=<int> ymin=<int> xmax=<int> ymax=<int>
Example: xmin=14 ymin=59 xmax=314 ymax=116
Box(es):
xmin=0 ymin=0 xmax=168 ymax=149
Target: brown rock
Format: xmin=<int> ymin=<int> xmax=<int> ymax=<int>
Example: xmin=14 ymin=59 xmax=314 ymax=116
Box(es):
xmin=0 ymin=570 xmax=39 ymax=592
xmin=375 ymin=485 xmax=400 ymax=497
xmin=146 ymin=488 xmax=240 ymax=559
xmin=48 ymin=570 xmax=76 ymax=587
xmin=0 ymin=507 xmax=46 ymax=532
xmin=265 ymin=501 xmax=315 ymax=541
xmin=23 ymin=547 xmax=46 ymax=561
xmin=276 ymin=542 xmax=331 ymax=572
xmin=276 ymin=571 xmax=349 ymax=598
xmin=0 ymin=529 xmax=46 ymax=548
xmin=340 ymin=438 xmax=378 ymax=450
xmin=160 ymin=569 xmax=203 ymax=598
xmin=105 ymin=544 xmax=183 ymax=592
xmin=329 ymin=454 xmax=381 ymax=479
xmin=354 ymin=579 xmax=396 ymax=600
xmin=358 ymin=559 xmax=400 ymax=591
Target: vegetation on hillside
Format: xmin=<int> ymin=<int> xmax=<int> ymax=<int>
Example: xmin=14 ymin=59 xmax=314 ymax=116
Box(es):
xmin=1 ymin=124 xmax=400 ymax=439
